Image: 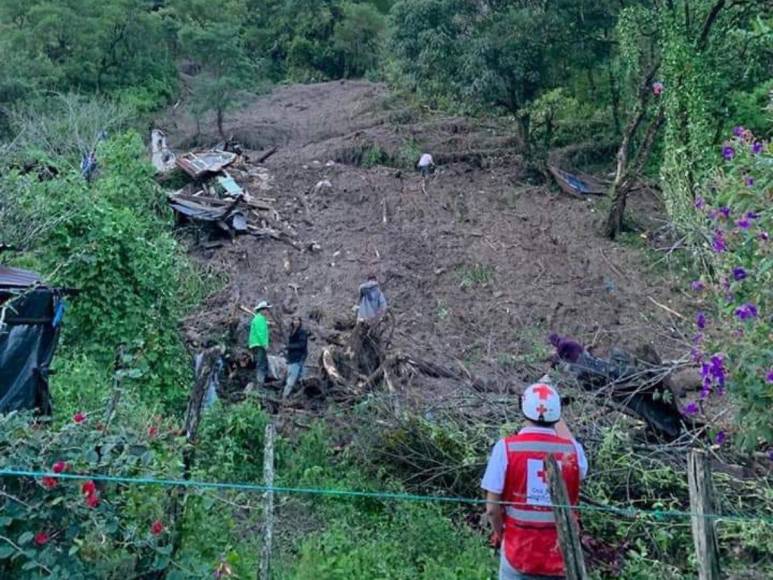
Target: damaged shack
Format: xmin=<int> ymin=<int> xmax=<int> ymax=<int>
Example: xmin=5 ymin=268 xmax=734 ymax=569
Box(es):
xmin=0 ymin=265 xmax=70 ymax=415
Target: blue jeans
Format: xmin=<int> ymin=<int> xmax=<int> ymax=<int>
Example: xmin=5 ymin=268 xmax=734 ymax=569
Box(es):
xmin=253 ymin=347 xmax=268 ymax=386
xmin=283 ymin=360 xmax=304 ymax=398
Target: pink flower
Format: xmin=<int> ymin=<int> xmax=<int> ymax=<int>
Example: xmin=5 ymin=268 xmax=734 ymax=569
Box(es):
xmin=34 ymin=532 xmax=49 ymax=546
xmin=52 ymin=461 xmax=68 ymax=474
xmin=652 ymin=82 xmax=664 ymax=96
xmin=147 ymin=425 xmax=159 ymax=439
xmin=73 ymin=412 xmax=86 ymax=424
xmin=85 ymin=493 xmax=100 ymax=508
xmin=81 ymin=480 xmax=97 ymax=497
xmin=41 ymin=476 xmax=58 ymax=490
xmin=150 ymin=520 xmax=165 ymax=536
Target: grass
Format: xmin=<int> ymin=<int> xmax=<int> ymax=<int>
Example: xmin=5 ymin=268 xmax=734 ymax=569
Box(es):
xmin=458 ymin=263 xmax=494 ymax=288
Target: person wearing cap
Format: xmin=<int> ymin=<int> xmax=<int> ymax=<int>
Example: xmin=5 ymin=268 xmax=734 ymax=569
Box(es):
xmin=249 ymin=301 xmax=271 ymax=387
xmin=481 ymin=382 xmax=588 ymax=579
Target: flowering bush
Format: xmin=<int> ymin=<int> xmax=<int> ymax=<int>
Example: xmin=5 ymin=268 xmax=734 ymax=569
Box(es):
xmin=688 ymin=128 xmax=771 ymax=449
xmin=0 ymin=412 xmax=181 ymax=576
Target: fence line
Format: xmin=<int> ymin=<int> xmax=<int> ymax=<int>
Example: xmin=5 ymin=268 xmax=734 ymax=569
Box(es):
xmin=2 ymin=467 xmax=771 ymax=525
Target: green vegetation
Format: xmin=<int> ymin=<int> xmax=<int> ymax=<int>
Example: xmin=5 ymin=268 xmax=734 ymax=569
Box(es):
xmin=0 ymin=0 xmax=771 ymax=577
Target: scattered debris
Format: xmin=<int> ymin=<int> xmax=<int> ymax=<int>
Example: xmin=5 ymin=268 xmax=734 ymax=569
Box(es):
xmin=549 ymin=165 xmax=606 ymax=197
xmin=176 ymin=149 xmax=237 ymax=179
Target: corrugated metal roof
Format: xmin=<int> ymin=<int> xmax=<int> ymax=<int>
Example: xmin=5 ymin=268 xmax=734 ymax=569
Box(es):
xmin=0 ymin=266 xmax=42 ymax=288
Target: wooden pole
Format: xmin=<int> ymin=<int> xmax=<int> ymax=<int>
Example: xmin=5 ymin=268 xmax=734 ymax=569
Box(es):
xmin=260 ymin=422 xmax=276 ymax=580
xmin=546 ymin=454 xmax=588 ymax=580
xmin=688 ymin=450 xmax=721 ymax=580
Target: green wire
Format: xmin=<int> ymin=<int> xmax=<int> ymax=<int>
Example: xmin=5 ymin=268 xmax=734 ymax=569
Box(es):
xmin=1 ymin=468 xmax=772 ymax=525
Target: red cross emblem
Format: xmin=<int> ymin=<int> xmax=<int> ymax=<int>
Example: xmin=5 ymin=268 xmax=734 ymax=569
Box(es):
xmin=536 ymin=403 xmax=548 ymax=415
xmin=532 ymin=384 xmax=553 ymax=400
xmin=536 ymin=467 xmax=548 ymax=484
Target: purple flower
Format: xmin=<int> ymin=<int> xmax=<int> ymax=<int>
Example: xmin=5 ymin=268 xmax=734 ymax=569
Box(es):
xmin=691 ymin=347 xmax=703 ymax=364
xmin=766 ymin=369 xmax=773 ymax=383
xmin=683 ymin=402 xmax=699 ymax=416
xmin=719 ymin=207 xmax=731 ymax=219
xmin=715 ymin=431 xmax=726 ymax=445
xmin=696 ymin=312 xmax=707 ymax=329
xmin=768 ymin=449 xmax=773 ymax=462
xmin=732 ymin=267 xmax=747 ymax=281
xmin=691 ymin=280 xmax=705 ymax=292
xmin=694 ymin=195 xmax=705 ymax=209
xmin=722 ymin=145 xmax=735 ymax=160
xmin=652 ymin=82 xmax=664 ymax=96
xmin=745 ymin=211 xmax=760 ymax=220
xmin=736 ymin=218 xmax=751 ymax=230
xmin=733 ymin=126 xmax=745 ymax=137
xmin=759 ymin=232 xmax=769 ymax=241
xmin=712 ymin=230 xmax=726 ymax=253
xmin=751 ymin=141 xmax=763 ymax=155
xmin=709 ymin=354 xmax=726 ymax=387
xmin=734 ymin=303 xmax=758 ymax=321
xmin=744 ymin=176 xmax=754 ymax=187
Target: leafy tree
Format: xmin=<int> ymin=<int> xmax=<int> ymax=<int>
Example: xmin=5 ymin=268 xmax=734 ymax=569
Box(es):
xmin=333 ymin=2 xmax=386 ymax=77
xmin=180 ymin=21 xmax=257 ymax=139
xmin=461 ymin=6 xmax=561 ymax=149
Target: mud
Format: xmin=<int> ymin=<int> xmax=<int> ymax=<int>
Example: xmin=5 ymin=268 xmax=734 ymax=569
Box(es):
xmin=164 ymin=81 xmax=692 ymax=408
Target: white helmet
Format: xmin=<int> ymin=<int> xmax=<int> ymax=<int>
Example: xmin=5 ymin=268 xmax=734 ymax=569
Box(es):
xmin=521 ymin=383 xmax=561 ymax=424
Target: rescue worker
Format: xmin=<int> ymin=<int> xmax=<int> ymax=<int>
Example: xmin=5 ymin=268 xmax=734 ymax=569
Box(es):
xmin=481 ymin=382 xmax=588 ymax=579
xmin=248 ymin=301 xmax=271 ymax=387
xmin=283 ymin=316 xmax=308 ymax=398
xmin=356 ymin=274 xmax=387 ymax=323
xmin=417 ymin=152 xmax=435 ymax=177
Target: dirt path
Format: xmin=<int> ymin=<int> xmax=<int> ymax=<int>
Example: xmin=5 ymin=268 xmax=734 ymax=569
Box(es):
xmin=167 ymin=81 xmax=691 ymax=405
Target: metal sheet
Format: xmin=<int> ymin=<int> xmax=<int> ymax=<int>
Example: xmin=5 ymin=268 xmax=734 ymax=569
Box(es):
xmin=0 ymin=266 xmax=42 ymax=288
xmin=176 ymin=150 xmax=237 ymax=179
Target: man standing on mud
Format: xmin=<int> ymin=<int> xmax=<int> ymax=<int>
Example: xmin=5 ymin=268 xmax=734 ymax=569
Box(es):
xmin=357 ymin=274 xmax=388 ymax=323
xmin=283 ymin=316 xmax=308 ymax=398
xmin=249 ymin=301 xmax=271 ymax=387
xmin=417 ymin=152 xmax=435 ymax=177
xmin=481 ymin=382 xmax=588 ymax=579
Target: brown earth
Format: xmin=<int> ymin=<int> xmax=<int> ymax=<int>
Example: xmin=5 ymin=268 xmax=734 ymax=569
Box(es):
xmin=162 ymin=81 xmax=694 ymax=410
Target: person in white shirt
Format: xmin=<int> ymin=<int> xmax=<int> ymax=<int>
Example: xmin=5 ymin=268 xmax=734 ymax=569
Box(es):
xmin=417 ymin=153 xmax=435 ymax=177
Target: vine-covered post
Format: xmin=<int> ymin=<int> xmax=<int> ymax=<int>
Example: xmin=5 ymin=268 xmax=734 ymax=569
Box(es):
xmin=546 ymin=454 xmax=588 ymax=580
xmin=688 ymin=450 xmax=721 ymax=580
xmin=260 ymin=422 xmax=276 ymax=580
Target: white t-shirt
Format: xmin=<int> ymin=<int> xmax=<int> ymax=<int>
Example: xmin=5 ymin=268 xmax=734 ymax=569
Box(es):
xmin=418 ymin=153 xmax=434 ymax=167
xmin=481 ymin=426 xmax=588 ymax=494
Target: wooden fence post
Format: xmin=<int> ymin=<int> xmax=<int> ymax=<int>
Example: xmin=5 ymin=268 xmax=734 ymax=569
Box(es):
xmin=260 ymin=422 xmax=276 ymax=580
xmin=546 ymin=454 xmax=588 ymax=580
xmin=688 ymin=450 xmax=721 ymax=580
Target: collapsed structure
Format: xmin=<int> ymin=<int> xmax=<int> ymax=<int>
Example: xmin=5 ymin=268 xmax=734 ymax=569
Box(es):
xmin=0 ymin=265 xmax=70 ymax=414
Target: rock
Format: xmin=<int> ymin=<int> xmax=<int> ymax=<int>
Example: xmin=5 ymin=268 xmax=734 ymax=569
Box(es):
xmin=314 ymin=179 xmax=333 ymax=194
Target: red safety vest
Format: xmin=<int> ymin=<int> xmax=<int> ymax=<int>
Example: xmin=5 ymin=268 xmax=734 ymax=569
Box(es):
xmin=501 ymin=428 xmax=581 ymax=577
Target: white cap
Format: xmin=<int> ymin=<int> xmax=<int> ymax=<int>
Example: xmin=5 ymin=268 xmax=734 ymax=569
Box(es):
xmin=255 ymin=300 xmax=272 ymax=311
xmin=521 ymin=383 xmax=561 ymax=424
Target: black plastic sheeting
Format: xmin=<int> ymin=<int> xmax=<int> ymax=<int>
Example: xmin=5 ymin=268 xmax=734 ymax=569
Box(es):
xmin=0 ymin=288 xmax=63 ymax=415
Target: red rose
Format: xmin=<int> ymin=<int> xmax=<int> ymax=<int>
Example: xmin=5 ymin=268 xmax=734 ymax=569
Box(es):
xmin=34 ymin=532 xmax=49 ymax=546
xmin=41 ymin=476 xmax=58 ymax=490
xmin=85 ymin=493 xmax=100 ymax=508
xmin=81 ymin=480 xmax=97 ymax=497
xmin=147 ymin=425 xmax=159 ymax=438
xmin=73 ymin=412 xmax=86 ymax=424
xmin=150 ymin=520 xmax=165 ymax=536
xmin=52 ymin=461 xmax=68 ymax=474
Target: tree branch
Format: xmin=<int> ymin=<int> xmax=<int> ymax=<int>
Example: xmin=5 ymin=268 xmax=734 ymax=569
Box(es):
xmin=698 ymin=0 xmax=726 ymax=50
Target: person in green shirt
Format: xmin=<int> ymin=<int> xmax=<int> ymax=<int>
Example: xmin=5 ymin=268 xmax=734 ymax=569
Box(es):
xmin=249 ymin=301 xmax=271 ymax=386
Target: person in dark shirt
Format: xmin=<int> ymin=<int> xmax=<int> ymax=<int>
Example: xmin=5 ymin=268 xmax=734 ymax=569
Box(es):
xmin=283 ymin=317 xmax=309 ymax=398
